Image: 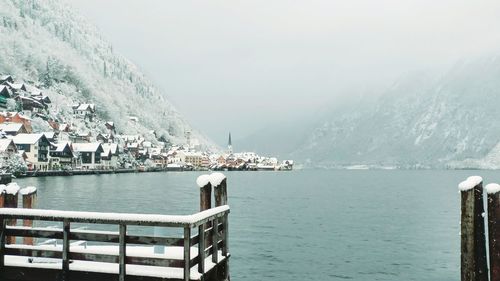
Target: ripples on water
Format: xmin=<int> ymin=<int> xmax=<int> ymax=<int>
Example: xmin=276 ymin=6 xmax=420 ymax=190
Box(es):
xmin=18 ymin=170 xmax=498 ymax=281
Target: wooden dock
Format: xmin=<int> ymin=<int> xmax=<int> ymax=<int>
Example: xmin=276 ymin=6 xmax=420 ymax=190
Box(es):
xmin=0 ymin=206 xmax=230 ymax=281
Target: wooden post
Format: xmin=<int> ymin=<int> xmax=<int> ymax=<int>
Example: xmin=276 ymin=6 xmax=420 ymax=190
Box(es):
xmin=4 ymin=183 xmax=20 ymax=245
xmin=486 ymin=183 xmax=500 ymax=281
xmin=62 ymin=219 xmax=70 ymax=281
xmin=197 ymin=175 xmax=212 ymax=212
xmin=212 ymin=217 xmax=219 ymax=264
xmin=197 ymin=175 xmax=212 ymax=249
xmin=184 ymin=226 xmax=191 ymax=281
xmin=213 ymin=178 xmax=227 ymax=207
xmin=20 ymin=186 xmax=37 ymax=245
xmin=459 ymin=176 xmax=488 ymax=281
xmin=119 ymin=224 xmax=127 ymax=281
xmin=198 ymin=224 xmax=205 ymax=274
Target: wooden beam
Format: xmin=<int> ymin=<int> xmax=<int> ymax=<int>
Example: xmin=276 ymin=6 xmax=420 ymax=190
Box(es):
xmin=183 ymin=227 xmax=191 ymax=281
xmin=212 ymin=218 xmax=219 ymax=264
xmin=119 ymin=224 xmax=126 ymax=281
xmin=198 ymin=224 xmax=205 ymax=274
xmin=62 ymin=220 xmax=70 ymax=281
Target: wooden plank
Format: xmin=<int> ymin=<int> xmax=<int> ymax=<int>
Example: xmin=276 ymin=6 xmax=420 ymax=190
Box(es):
xmin=488 ymin=189 xmax=500 ymax=281
xmin=183 ymin=227 xmax=191 ymax=281
xmin=212 ymin=218 xmax=218 ymax=264
xmin=5 ymin=246 xmax=184 ymax=268
xmin=4 ymin=227 xmax=183 ymax=247
xmin=119 ymin=224 xmax=126 ymax=281
xmin=222 ymin=214 xmax=228 ymax=257
xmin=62 ymin=220 xmax=70 ymax=281
xmin=6 ymin=227 xmax=63 ymax=240
xmin=198 ymin=224 xmax=205 ymax=273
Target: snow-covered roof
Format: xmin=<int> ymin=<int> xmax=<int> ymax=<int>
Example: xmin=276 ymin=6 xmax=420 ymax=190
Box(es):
xmin=76 ymin=103 xmax=95 ymax=112
xmin=0 ymin=123 xmax=24 ymax=133
xmin=42 ymin=132 xmax=55 ymax=140
xmin=0 ymin=139 xmax=15 ymax=152
xmin=6 ymin=82 xmax=26 ymax=91
xmin=0 ymin=85 xmax=12 ymax=95
xmin=0 ymin=75 xmax=12 ymax=81
xmin=73 ymin=142 xmax=103 ymax=153
xmin=53 ymin=142 xmax=72 ymax=153
xmin=102 ymin=143 xmax=118 ymax=155
xmin=13 ymin=133 xmax=47 ymax=145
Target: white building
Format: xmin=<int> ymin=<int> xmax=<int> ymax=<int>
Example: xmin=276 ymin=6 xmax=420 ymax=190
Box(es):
xmin=13 ymin=133 xmax=50 ymax=170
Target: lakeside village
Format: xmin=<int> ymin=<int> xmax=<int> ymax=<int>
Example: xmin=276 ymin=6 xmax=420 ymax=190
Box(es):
xmin=0 ymin=74 xmax=293 ymax=177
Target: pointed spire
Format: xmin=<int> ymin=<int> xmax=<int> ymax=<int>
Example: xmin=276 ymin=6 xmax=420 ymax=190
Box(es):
xmin=227 ymin=132 xmax=233 ymax=154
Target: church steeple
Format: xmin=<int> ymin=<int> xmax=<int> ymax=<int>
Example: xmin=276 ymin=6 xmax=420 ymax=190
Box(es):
xmin=227 ymin=132 xmax=233 ymax=154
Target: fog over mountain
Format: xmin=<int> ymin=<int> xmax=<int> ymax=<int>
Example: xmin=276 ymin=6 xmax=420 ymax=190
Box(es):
xmin=239 ymin=56 xmax=500 ymax=168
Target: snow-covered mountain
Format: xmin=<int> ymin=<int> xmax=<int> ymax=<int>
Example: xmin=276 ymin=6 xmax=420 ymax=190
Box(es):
xmin=0 ymin=0 xmax=214 ymax=148
xmin=287 ymin=56 xmax=500 ymax=168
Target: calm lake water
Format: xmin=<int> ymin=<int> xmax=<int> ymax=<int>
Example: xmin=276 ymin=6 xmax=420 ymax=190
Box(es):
xmin=16 ymin=170 xmax=498 ymax=281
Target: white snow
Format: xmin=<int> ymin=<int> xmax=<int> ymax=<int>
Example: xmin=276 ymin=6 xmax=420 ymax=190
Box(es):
xmin=486 ymin=183 xmax=500 ymax=194
xmin=0 ymin=184 xmax=6 ymax=193
xmin=209 ymin=172 xmax=226 ymax=186
xmin=0 ymin=205 xmax=229 ymax=226
xmin=19 ymin=186 xmax=37 ymax=196
xmin=5 ymin=182 xmax=21 ymax=195
xmin=458 ymin=176 xmax=483 ymax=191
xmin=196 ymin=174 xmax=211 ymax=188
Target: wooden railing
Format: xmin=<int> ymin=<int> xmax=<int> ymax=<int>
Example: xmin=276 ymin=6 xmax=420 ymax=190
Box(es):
xmin=0 ymin=206 xmax=230 ymax=281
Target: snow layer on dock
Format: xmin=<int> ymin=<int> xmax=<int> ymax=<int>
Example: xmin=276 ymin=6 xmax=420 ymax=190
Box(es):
xmin=458 ymin=176 xmax=483 ymax=191
xmin=4 ymin=245 xmax=227 ymax=280
xmin=486 ymin=183 xmax=500 ymax=194
xmin=0 ymin=205 xmax=230 ymax=226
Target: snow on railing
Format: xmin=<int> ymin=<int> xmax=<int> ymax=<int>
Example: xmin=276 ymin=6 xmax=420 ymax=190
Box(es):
xmin=0 ymin=206 xmax=230 ymax=281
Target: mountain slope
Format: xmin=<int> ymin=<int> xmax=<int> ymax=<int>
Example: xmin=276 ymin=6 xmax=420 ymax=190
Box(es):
xmin=290 ymin=56 xmax=500 ymax=168
xmin=0 ymin=0 xmax=213 ymax=148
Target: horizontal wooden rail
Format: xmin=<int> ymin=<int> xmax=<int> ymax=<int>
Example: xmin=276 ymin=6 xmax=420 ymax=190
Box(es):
xmin=0 ymin=205 xmax=229 ymax=228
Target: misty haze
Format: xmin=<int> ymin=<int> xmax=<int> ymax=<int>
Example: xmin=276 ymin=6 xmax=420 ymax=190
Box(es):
xmin=0 ymin=1 xmax=499 ymax=281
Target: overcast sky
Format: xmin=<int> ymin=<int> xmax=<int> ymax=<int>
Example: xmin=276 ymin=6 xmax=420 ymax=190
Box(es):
xmin=69 ymin=0 xmax=500 ymax=145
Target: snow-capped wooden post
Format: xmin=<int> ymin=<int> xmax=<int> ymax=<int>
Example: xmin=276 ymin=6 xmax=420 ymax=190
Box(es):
xmin=197 ymin=174 xmax=212 ymax=266
xmin=4 ymin=183 xmax=20 ymax=245
xmin=486 ymin=183 xmax=500 ymax=281
xmin=20 ymin=186 xmax=37 ymax=245
xmin=459 ymin=176 xmax=488 ymax=281
xmin=209 ymin=172 xmax=229 ymax=280
xmin=210 ymin=173 xmax=227 ymax=207
xmin=197 ymin=174 xmax=212 ymax=211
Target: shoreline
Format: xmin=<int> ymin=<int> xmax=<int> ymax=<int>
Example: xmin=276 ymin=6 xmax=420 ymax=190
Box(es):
xmin=12 ymin=167 xmax=293 ymax=179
